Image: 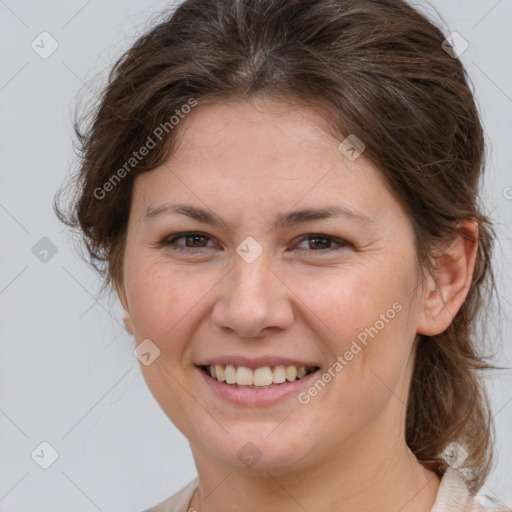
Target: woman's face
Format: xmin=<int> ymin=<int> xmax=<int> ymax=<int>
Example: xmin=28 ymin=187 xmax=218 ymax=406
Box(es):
xmin=119 ymin=97 xmax=429 ymax=474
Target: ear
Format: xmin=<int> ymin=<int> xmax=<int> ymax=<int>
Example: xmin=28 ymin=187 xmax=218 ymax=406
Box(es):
xmin=115 ymin=279 xmax=134 ymax=336
xmin=122 ymin=310 xmax=134 ymax=335
xmin=416 ymin=219 xmax=478 ymax=336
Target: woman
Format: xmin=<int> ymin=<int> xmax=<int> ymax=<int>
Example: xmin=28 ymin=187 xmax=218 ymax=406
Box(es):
xmin=54 ymin=0 xmax=508 ymax=510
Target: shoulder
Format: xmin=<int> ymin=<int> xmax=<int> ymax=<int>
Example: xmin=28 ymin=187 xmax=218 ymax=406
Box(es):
xmin=432 ymin=467 xmax=509 ymax=512
xmin=141 ymin=477 xmax=199 ymax=512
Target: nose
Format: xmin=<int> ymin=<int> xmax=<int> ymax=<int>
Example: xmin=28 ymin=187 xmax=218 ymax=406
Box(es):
xmin=211 ymin=251 xmax=295 ymax=338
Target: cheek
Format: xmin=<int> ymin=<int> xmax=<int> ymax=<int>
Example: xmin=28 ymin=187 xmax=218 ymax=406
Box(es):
xmin=295 ymin=262 xmax=406 ymax=342
xmin=124 ymin=259 xmax=218 ymax=353
xmin=124 ymin=261 xmax=212 ymax=429
xmin=294 ymin=262 xmax=415 ymax=394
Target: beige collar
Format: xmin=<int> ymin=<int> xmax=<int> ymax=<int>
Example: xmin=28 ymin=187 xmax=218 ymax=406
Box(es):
xmin=431 ymin=468 xmax=484 ymax=512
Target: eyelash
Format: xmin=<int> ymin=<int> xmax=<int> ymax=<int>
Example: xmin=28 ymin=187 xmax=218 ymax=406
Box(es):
xmin=160 ymin=231 xmax=349 ymax=254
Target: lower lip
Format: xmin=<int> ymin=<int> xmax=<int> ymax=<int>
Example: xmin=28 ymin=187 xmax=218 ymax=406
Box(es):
xmin=197 ymin=366 xmax=321 ymax=406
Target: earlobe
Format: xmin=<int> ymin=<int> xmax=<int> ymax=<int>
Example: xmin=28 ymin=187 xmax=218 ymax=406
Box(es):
xmin=123 ymin=310 xmax=134 ymax=335
xmin=115 ymin=279 xmax=134 ymax=335
xmin=416 ymin=220 xmax=478 ymax=337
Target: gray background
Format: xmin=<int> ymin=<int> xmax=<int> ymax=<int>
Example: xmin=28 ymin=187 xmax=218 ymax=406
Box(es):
xmin=0 ymin=1 xmax=510 ymax=511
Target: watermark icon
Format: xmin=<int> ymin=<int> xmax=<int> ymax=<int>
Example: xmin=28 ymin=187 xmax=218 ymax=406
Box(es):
xmin=442 ymin=32 xmax=469 ymax=59
xmin=94 ymin=98 xmax=198 ymax=200
xmin=31 ymin=31 xmax=59 ymax=59
xmin=237 ymin=442 xmax=262 ymax=468
xmin=297 ymin=301 xmax=403 ymax=405
xmin=504 ymin=187 xmax=512 ymax=200
xmin=134 ymin=338 xmax=161 ymax=366
xmin=31 ymin=441 xmax=59 ymax=469
xmin=440 ymin=441 xmax=468 ymax=469
xmin=236 ymin=236 xmax=263 ymax=263
xmin=338 ymin=134 xmax=365 ymax=161
xmin=32 ymin=237 xmax=58 ymax=263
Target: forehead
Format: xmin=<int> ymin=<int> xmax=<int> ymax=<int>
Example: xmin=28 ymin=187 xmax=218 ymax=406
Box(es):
xmin=143 ymin=97 xmax=384 ymax=191
xmin=171 ymin=96 xmax=341 ymax=161
xmin=129 ymin=97 xmax=404 ymax=230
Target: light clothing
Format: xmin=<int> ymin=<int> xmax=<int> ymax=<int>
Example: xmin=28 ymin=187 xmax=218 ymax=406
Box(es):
xmin=143 ymin=477 xmax=198 ymax=512
xmin=142 ymin=467 xmax=508 ymax=512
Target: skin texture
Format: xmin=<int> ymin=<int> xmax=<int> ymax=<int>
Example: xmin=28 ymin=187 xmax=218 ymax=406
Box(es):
xmin=117 ymin=97 xmax=478 ymax=512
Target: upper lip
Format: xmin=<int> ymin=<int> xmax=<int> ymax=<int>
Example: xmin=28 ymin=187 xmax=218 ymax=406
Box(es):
xmin=196 ymin=355 xmax=320 ymax=370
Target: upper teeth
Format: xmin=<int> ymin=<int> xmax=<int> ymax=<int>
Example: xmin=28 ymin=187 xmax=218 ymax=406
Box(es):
xmin=207 ymin=364 xmax=315 ymax=387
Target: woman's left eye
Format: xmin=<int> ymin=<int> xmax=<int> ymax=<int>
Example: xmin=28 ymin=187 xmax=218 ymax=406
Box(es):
xmin=293 ymin=234 xmax=348 ymax=252
xmin=160 ymin=232 xmax=348 ymax=254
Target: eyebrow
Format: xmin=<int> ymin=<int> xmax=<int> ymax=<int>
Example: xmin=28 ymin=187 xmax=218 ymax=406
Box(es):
xmin=143 ymin=202 xmax=373 ymax=229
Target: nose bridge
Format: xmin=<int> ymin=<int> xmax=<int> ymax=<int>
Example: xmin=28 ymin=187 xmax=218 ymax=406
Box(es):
xmin=231 ymin=232 xmax=275 ymax=298
xmin=230 ymin=248 xmax=276 ymax=316
xmin=233 ymin=248 xmax=273 ymax=300
xmin=212 ymin=244 xmax=293 ymax=337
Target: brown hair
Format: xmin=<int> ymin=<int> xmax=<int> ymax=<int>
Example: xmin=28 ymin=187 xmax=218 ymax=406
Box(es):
xmin=54 ymin=0 xmax=501 ymax=492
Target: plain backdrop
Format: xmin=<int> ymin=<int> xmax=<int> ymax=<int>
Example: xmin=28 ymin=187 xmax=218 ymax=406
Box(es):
xmin=0 ymin=1 xmax=511 ymax=511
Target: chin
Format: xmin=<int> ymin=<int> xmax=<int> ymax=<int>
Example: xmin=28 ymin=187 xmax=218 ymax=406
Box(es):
xmin=197 ymin=423 xmax=319 ymax=474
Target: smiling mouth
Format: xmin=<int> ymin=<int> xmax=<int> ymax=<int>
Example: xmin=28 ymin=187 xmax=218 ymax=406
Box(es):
xmin=200 ymin=364 xmax=319 ymax=388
